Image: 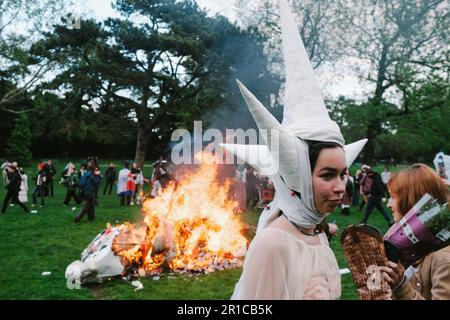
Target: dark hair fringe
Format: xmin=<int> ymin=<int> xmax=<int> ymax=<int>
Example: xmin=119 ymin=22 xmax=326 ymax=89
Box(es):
xmin=307 ymin=140 xmax=341 ymax=172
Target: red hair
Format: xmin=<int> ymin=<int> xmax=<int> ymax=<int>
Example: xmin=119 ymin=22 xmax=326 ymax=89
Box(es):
xmin=387 ymin=163 xmax=450 ymax=216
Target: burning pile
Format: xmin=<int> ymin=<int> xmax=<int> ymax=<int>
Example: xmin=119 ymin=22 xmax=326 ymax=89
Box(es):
xmin=66 ymin=153 xmax=248 ymax=285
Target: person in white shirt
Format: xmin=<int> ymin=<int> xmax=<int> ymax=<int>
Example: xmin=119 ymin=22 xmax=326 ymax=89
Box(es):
xmin=117 ymin=162 xmax=131 ymax=205
xmin=18 ymin=167 xmax=28 ymax=204
xmin=381 ymin=166 xmax=391 ymax=199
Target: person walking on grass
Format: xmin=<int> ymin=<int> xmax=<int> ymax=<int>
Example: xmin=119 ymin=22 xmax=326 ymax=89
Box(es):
xmin=1 ymin=162 xmax=30 ymax=214
xmin=74 ymin=162 xmax=101 ymax=222
xmin=360 ymin=168 xmax=394 ymax=227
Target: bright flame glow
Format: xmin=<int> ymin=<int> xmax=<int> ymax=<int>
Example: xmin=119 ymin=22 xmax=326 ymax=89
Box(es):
xmin=111 ymin=152 xmax=248 ymax=275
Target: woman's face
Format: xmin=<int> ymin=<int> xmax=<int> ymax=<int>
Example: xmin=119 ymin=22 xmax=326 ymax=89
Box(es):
xmin=312 ymin=147 xmax=347 ymax=214
xmin=387 ymin=194 xmax=402 ymax=222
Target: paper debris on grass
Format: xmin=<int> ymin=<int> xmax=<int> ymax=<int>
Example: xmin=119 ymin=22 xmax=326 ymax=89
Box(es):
xmin=339 ymin=268 xmax=351 ymax=275
xmin=41 ymin=271 xmax=52 ymax=276
xmin=131 ymin=280 xmax=143 ymax=291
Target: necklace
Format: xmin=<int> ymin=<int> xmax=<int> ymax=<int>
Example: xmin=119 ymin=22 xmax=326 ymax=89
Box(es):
xmin=297 ymin=226 xmax=317 ymax=237
xmin=283 ymin=214 xmax=317 ymax=236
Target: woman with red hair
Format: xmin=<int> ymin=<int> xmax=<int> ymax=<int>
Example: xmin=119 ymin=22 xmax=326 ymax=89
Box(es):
xmin=32 ymin=163 xmax=47 ymax=207
xmin=381 ymin=163 xmax=450 ymax=299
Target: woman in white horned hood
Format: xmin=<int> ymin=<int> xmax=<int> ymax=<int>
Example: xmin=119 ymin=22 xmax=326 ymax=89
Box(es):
xmin=221 ymin=0 xmax=367 ymax=300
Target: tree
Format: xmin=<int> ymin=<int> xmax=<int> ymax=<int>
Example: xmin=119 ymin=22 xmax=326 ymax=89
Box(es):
xmin=335 ymin=0 xmax=449 ymax=162
xmin=382 ymin=77 xmax=450 ymax=162
xmin=25 ymin=92 xmax=137 ymax=159
xmin=235 ymin=0 xmax=342 ymax=68
xmin=0 ymin=0 xmax=73 ymax=113
xmin=34 ymin=0 xmax=276 ymax=167
xmin=4 ymin=113 xmax=32 ymax=165
xmin=330 ymin=75 xmax=450 ymax=163
xmin=234 ymin=0 xmax=344 ymax=123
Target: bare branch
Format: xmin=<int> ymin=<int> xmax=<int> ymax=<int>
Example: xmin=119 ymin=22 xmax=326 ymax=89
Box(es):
xmin=0 ymin=61 xmax=54 ymax=107
xmin=0 ymin=6 xmax=22 ymax=35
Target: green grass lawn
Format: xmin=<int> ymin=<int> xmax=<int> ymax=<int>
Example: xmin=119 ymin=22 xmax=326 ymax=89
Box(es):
xmin=0 ymin=160 xmax=402 ymax=299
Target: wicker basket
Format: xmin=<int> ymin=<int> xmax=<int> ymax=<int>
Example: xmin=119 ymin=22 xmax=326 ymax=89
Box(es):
xmin=340 ymin=224 xmax=392 ymax=300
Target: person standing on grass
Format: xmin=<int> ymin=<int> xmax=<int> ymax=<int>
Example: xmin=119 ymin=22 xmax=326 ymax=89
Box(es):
xmin=1 ymin=160 xmax=10 ymax=187
xmin=340 ymin=169 xmax=353 ymax=216
xmin=127 ymin=169 xmax=136 ymax=206
xmin=75 ymin=162 xmax=101 ymax=222
xmin=352 ymin=169 xmax=362 ymax=206
xmin=381 ymin=166 xmax=391 ymax=200
xmin=61 ymin=163 xmax=81 ymax=207
xmin=78 ymin=163 xmax=87 ymax=180
xmin=103 ymin=163 xmax=116 ymax=195
xmin=359 ymin=164 xmax=372 ymax=211
xmin=1 ymin=162 xmax=30 ymax=214
xmin=32 ymin=163 xmax=47 ymax=208
xmin=45 ymin=159 xmax=56 ymax=197
xmin=93 ymin=165 xmax=102 ymax=206
xmin=117 ymin=162 xmax=131 ymax=206
xmin=18 ymin=167 xmax=28 ymax=204
xmin=133 ymin=165 xmax=144 ymax=204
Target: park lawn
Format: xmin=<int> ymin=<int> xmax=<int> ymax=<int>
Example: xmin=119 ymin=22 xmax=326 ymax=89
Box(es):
xmin=0 ymin=160 xmax=400 ymax=299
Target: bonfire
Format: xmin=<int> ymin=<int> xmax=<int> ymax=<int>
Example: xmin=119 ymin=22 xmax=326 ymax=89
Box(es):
xmin=66 ymin=153 xmax=248 ymax=285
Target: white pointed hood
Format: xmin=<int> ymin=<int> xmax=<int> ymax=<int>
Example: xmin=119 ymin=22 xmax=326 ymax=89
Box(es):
xmin=279 ymin=0 xmax=343 ymax=145
xmin=221 ymin=0 xmax=367 ymax=230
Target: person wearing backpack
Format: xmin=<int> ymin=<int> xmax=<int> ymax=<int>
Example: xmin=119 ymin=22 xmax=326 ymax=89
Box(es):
xmin=74 ymin=162 xmax=101 ymax=222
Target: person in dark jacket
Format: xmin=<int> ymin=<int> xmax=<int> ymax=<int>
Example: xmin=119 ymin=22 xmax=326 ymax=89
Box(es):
xmin=32 ymin=162 xmax=47 ymax=207
xmin=360 ymin=169 xmax=394 ymax=226
xmin=1 ymin=163 xmax=30 ymax=214
xmin=103 ymin=163 xmax=116 ymax=195
xmin=61 ymin=164 xmax=81 ymax=206
xmin=74 ymin=162 xmax=101 ymax=222
xmin=45 ymin=159 xmax=57 ymax=197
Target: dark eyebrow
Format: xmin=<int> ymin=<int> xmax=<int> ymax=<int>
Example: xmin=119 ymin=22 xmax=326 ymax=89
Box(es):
xmin=319 ymin=167 xmax=337 ymax=173
xmin=319 ymin=167 xmax=348 ymax=174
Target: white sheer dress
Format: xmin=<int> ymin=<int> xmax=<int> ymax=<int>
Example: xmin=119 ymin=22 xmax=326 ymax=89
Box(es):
xmin=231 ymin=216 xmax=341 ymax=300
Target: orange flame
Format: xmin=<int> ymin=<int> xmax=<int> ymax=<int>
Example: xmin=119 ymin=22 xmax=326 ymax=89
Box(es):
xmin=112 ymin=152 xmax=248 ymax=275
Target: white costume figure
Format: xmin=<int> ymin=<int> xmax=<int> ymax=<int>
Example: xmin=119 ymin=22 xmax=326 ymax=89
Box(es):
xmin=433 ymin=152 xmax=450 ymax=182
xmin=18 ymin=172 xmax=28 ymax=203
xmin=221 ymin=0 xmax=367 ymax=299
xmin=117 ymin=166 xmax=130 ymax=195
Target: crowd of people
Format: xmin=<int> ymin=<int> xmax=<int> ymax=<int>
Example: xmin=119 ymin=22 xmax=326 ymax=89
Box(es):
xmin=230 ymin=164 xmax=275 ymax=212
xmin=0 ymin=156 xmax=175 ymax=223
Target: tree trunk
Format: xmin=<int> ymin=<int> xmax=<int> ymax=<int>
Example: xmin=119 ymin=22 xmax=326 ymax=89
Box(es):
xmin=134 ymin=125 xmax=149 ymax=169
xmin=134 ymin=91 xmax=151 ymax=169
xmin=362 ymin=45 xmax=387 ymax=165
xmin=362 ymin=119 xmax=381 ymax=165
